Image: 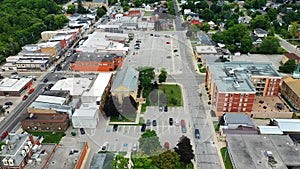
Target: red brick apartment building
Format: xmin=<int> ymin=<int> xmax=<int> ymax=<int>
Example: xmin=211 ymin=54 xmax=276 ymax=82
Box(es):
xmin=205 ymin=62 xmax=282 ymax=116
xmin=70 ymin=52 xmax=125 ymax=72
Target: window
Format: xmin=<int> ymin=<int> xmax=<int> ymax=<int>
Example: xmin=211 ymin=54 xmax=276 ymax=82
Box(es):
xmin=244 ymin=103 xmax=247 ymax=106
xmin=225 ymin=98 xmax=228 ymax=101
xmin=223 ymin=107 xmax=227 ymax=111
xmin=224 ymin=103 xmax=227 ymax=106
xmin=225 ymin=93 xmax=229 ymax=97
xmin=245 ymin=98 xmax=248 ymax=102
xmin=243 ymin=108 xmax=246 ymax=111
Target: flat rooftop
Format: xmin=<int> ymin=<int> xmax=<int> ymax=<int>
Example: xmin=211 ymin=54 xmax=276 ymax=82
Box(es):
xmin=24 ymin=144 xmax=56 ymax=169
xmin=227 ymin=135 xmax=300 ymax=169
xmin=35 ymin=95 xmax=66 ymax=105
xmin=82 ymin=73 xmax=112 ymax=97
xmin=0 ymin=77 xmax=32 ymax=92
xmin=44 ymin=137 xmax=87 ymax=169
xmin=195 ymin=46 xmax=217 ymax=54
xmin=73 ymin=52 xmax=124 ymax=62
xmin=50 ymin=78 xmax=93 ymax=96
xmin=23 ymin=113 xmax=68 ymax=122
xmin=209 ymin=62 xmax=281 ymax=93
xmin=252 ymin=96 xmax=291 ymax=115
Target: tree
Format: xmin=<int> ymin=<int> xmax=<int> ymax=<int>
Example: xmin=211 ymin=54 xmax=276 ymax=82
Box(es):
xmin=174 ymin=136 xmax=194 ymax=164
xmin=134 ymin=0 xmax=143 ymax=7
xmin=152 ymin=150 xmax=181 ymax=169
xmin=96 ymin=7 xmax=107 ymax=20
xmin=77 ymin=0 xmax=89 ymax=14
xmin=136 ymin=66 xmax=155 ymax=90
xmin=201 ymin=9 xmax=215 ymax=21
xmin=132 ymin=156 xmax=157 ymax=169
xmin=186 ymin=30 xmax=192 ymax=38
xmin=267 ymin=8 xmax=278 ymax=21
xmin=139 ymin=130 xmax=161 ymax=155
xmin=158 ymin=68 xmax=167 ymax=83
xmin=202 ymin=23 xmax=210 ymax=32
xmin=279 ymin=59 xmax=296 ymax=73
xmin=66 ymin=4 xmax=76 ymax=14
xmin=289 ymin=21 xmax=300 ymax=43
xmin=257 ymin=36 xmax=280 ymax=54
xmin=111 ymin=155 xmax=129 ymax=169
xmin=250 ymin=15 xmax=270 ymax=30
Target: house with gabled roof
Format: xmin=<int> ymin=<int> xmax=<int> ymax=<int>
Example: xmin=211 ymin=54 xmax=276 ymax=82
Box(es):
xmin=111 ymin=67 xmax=139 ymax=103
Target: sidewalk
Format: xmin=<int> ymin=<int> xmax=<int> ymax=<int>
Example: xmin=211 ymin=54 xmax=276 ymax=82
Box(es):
xmin=199 ymin=83 xmax=226 ymax=169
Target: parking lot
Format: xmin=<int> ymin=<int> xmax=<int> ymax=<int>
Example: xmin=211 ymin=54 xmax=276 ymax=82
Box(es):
xmin=125 ymin=32 xmax=184 ymax=74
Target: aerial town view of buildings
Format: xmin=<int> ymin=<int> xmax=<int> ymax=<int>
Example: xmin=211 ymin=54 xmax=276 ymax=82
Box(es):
xmin=1 ymin=0 xmax=300 ymax=168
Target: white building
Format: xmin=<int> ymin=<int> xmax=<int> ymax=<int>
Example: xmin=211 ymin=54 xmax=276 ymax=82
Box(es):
xmin=72 ymin=103 xmax=99 ymax=128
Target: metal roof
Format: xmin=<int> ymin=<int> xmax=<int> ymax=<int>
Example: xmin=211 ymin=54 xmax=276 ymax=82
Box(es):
xmin=274 ymin=119 xmax=300 ymax=132
xmin=111 ymin=66 xmax=139 ymax=92
xmin=224 ymin=113 xmax=254 ymax=126
xmin=258 ymin=126 xmax=284 ymax=135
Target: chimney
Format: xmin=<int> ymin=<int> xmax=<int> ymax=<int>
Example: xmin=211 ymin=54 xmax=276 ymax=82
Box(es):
xmin=29 ymin=135 xmax=35 ymax=145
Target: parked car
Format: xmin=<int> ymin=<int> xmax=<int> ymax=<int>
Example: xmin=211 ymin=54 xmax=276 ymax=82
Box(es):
xmin=164 ymin=106 xmax=168 ymax=112
xmin=43 ymin=78 xmax=48 ymax=83
xmin=1 ymin=131 xmax=8 ymax=139
xmin=169 ymin=118 xmax=173 ymax=126
xmin=195 ymin=129 xmax=200 ymax=139
xmin=132 ymin=143 xmax=137 ymax=152
xmin=22 ymin=95 xmax=28 ymax=101
xmin=113 ymin=124 xmax=118 ymax=132
xmin=48 ymin=83 xmax=54 ymax=89
xmin=2 ymin=105 xmax=9 ymax=109
xmin=152 ymin=120 xmax=157 ymax=126
xmin=28 ymin=88 xmax=35 ymax=94
xmin=101 ymin=142 xmax=109 ymax=151
xmin=5 ymin=102 xmax=13 ymax=106
xmin=159 ymin=106 xmax=163 ymax=112
xmin=80 ymin=128 xmax=85 ymax=135
xmin=175 ymin=120 xmax=180 ymax=126
xmin=146 ymin=119 xmax=151 ymax=126
xmin=141 ymin=124 xmax=146 ymax=132
xmin=164 ymin=142 xmax=170 ymax=149
xmin=181 ymin=126 xmax=187 ymax=133
xmin=154 ymin=34 xmax=160 ymax=37
xmin=181 ymin=119 xmax=185 ymax=127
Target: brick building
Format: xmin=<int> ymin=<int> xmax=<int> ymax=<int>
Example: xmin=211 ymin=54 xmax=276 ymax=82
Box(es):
xmin=70 ymin=52 xmax=125 ymax=72
xmin=206 ymin=62 xmax=282 ymax=116
xmin=21 ymin=113 xmax=69 ymax=132
xmin=281 ymin=76 xmax=300 ymax=112
xmin=0 ymin=134 xmax=42 ymax=169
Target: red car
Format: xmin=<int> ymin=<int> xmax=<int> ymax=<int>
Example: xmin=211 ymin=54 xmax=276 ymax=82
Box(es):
xmin=1 ymin=131 xmax=8 ymax=139
xmin=164 ymin=142 xmax=170 ymax=149
xmin=181 ymin=119 xmax=186 ymax=127
xmin=166 ymin=42 xmax=171 ymax=44
xmin=22 ymin=95 xmax=28 ymax=100
xmin=28 ymin=88 xmax=35 ymax=94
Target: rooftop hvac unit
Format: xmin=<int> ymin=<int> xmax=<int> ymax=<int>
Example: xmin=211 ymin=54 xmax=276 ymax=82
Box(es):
xmin=2 ymin=158 xmax=8 ymax=166
xmin=21 ymin=149 xmax=27 ymax=157
xmin=8 ymin=158 xmax=14 ymax=166
xmin=27 ymin=141 xmax=32 ymax=148
xmin=24 ymin=145 xmax=29 ymax=153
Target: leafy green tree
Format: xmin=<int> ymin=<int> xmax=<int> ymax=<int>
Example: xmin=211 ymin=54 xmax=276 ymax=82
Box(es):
xmin=136 ymin=66 xmax=155 ymax=90
xmin=152 ymin=150 xmax=181 ymax=169
xmin=77 ymin=0 xmax=89 ymax=14
xmin=250 ymin=15 xmax=270 ymax=30
xmin=66 ymin=5 xmax=76 ymax=14
xmin=54 ymin=14 xmax=69 ymax=28
xmin=201 ymin=9 xmax=215 ymax=21
xmin=267 ymin=8 xmax=278 ymax=21
xmin=96 ymin=8 xmax=107 ymax=20
xmin=174 ymin=136 xmax=194 ymax=164
xmin=134 ymin=0 xmax=143 ymax=7
xmin=158 ymin=68 xmax=167 ymax=83
xmin=111 ymin=155 xmax=129 ymax=169
xmin=139 ymin=130 xmax=161 ymax=155
xmin=132 ymin=156 xmax=157 ymax=169
xmin=289 ymin=21 xmax=300 ymax=42
xmin=202 ymin=23 xmax=210 ymax=32
xmin=279 ymin=59 xmax=296 ymax=73
xmin=257 ymin=36 xmax=280 ymax=54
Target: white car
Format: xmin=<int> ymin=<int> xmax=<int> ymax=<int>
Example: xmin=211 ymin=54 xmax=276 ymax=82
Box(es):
xmin=101 ymin=142 xmax=109 ymax=151
xmin=175 ymin=120 xmax=180 ymax=126
xmin=3 ymin=105 xmax=9 ymax=109
xmin=132 ymin=143 xmax=137 ymax=152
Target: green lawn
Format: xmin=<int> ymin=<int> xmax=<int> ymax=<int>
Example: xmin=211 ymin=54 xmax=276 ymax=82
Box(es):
xmin=28 ymin=131 xmax=64 ymax=144
xmin=221 ymin=147 xmax=234 ymax=169
xmin=159 ymin=84 xmax=183 ymax=106
xmin=144 ymin=11 xmax=153 ymax=16
xmin=110 ymin=115 xmax=136 ymax=122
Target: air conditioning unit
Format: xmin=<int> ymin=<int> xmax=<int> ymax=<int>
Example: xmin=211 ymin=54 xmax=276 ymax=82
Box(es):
xmin=27 ymin=141 xmax=32 ymax=148
xmin=8 ymin=158 xmax=14 ymax=166
xmin=2 ymin=158 xmax=8 ymax=166
xmin=21 ymin=149 xmax=27 ymax=157
xmin=24 ymin=146 xmax=29 ymax=153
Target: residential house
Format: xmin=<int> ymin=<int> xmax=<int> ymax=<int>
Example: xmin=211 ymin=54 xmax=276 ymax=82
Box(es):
xmin=251 ymin=28 xmax=268 ymax=46
xmin=82 ymin=0 xmax=108 ymax=10
xmin=282 ymin=53 xmax=300 ymax=64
